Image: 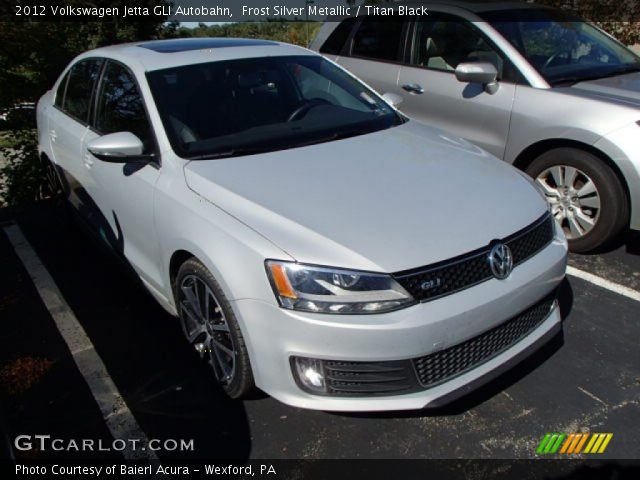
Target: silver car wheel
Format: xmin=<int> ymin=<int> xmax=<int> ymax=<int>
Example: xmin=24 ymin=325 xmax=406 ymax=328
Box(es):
xmin=178 ymin=274 xmax=236 ymax=385
xmin=536 ymin=165 xmax=601 ymax=240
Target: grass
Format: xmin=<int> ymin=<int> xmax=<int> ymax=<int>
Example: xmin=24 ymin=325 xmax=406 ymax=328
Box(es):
xmin=0 ymin=131 xmax=18 ymax=149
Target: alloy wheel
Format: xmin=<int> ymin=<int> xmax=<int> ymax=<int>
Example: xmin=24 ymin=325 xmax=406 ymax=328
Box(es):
xmin=535 ymin=165 xmax=601 ymax=240
xmin=42 ymin=161 xmax=62 ymax=198
xmin=178 ymin=274 xmax=236 ymax=385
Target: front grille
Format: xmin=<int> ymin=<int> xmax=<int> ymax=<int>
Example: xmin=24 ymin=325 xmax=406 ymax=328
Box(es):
xmin=413 ymin=293 xmax=556 ymax=388
xmin=394 ymin=213 xmax=554 ymax=302
xmin=323 ymin=360 xmax=420 ymax=396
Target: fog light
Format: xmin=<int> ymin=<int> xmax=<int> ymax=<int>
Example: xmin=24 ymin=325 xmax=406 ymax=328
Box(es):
xmin=293 ymin=357 xmax=326 ymax=393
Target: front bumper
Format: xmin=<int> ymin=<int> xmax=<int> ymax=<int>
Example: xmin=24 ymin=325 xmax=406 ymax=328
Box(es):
xmin=232 ymin=233 xmax=567 ymax=411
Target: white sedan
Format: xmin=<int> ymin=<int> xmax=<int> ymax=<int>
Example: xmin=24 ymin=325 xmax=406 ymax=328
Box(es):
xmin=37 ymin=38 xmax=567 ymax=411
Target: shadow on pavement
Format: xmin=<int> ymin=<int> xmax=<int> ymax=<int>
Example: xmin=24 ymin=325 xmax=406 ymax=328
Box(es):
xmin=0 ymin=199 xmax=252 ymax=462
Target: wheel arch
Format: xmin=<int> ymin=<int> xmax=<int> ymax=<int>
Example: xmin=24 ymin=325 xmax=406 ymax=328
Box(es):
xmin=512 ymin=139 xmax=631 ymax=213
xmin=169 ymin=249 xmax=195 ymax=290
xmin=166 ymin=246 xmax=262 ymax=388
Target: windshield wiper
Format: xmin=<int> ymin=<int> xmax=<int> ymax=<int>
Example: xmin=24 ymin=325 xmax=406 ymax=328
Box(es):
xmin=185 ymin=123 xmax=393 ymax=159
xmin=288 ymin=127 xmax=380 ymax=149
xmin=185 ymin=145 xmax=278 ymax=160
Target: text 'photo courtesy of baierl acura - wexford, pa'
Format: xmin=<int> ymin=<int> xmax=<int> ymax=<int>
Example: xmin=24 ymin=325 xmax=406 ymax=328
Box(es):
xmin=0 ymin=1 xmax=639 ymax=480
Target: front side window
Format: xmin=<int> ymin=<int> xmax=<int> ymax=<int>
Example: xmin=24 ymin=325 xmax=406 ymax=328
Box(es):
xmin=410 ymin=18 xmax=505 ymax=77
xmin=482 ymin=9 xmax=640 ymax=85
xmin=351 ymin=19 xmax=404 ymax=62
xmin=63 ymin=59 xmax=103 ymax=122
xmin=147 ymin=55 xmax=403 ymax=159
xmin=95 ymin=61 xmax=153 ymax=152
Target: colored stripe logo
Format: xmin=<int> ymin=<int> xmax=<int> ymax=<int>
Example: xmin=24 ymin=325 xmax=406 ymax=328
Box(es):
xmin=536 ymin=433 xmax=613 ymax=454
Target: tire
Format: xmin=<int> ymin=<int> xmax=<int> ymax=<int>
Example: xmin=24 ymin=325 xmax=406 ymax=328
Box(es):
xmin=526 ymin=148 xmax=628 ymax=253
xmin=174 ymin=258 xmax=254 ymax=398
xmin=41 ymin=156 xmax=73 ymax=224
xmin=40 ymin=156 xmax=64 ymax=200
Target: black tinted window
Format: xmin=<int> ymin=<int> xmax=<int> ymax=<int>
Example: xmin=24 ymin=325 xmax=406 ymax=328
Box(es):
xmin=95 ymin=61 xmax=152 ymax=151
xmin=320 ymin=18 xmax=357 ymax=55
xmin=64 ymin=59 xmax=102 ymax=122
xmin=147 ymin=56 xmax=401 ymax=159
xmin=54 ymin=72 xmax=69 ymax=109
xmin=352 ymin=19 xmax=404 ymax=61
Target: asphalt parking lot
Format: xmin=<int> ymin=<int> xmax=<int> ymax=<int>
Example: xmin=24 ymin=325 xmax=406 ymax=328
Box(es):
xmin=0 ymin=200 xmax=638 ymax=464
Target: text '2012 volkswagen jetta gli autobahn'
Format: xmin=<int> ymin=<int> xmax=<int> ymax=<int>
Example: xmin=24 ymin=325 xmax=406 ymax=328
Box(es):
xmin=37 ymin=38 xmax=568 ymax=411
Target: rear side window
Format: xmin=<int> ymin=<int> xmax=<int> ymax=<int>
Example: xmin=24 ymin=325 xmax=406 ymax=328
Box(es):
xmin=95 ymin=61 xmax=153 ymax=152
xmin=320 ymin=18 xmax=357 ymax=55
xmin=54 ymin=72 xmax=69 ymax=109
xmin=63 ymin=59 xmax=103 ymax=122
xmin=351 ymin=19 xmax=404 ymax=62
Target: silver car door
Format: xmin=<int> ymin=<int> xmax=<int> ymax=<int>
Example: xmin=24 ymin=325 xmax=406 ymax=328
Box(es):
xmin=49 ymin=59 xmax=103 ymax=213
xmin=83 ymin=60 xmax=163 ymax=290
xmin=397 ymin=15 xmax=517 ymax=159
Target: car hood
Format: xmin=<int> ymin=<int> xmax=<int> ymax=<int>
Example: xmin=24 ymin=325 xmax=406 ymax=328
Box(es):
xmin=184 ymin=121 xmax=547 ymax=273
xmin=570 ymin=72 xmax=640 ymax=106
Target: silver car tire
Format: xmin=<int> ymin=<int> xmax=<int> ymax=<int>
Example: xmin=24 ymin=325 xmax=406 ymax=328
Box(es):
xmin=527 ymin=148 xmax=628 ymax=253
xmin=175 ymin=258 xmax=255 ymax=399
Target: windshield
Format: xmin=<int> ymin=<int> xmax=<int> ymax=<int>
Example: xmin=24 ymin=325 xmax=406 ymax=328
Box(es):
xmin=481 ymin=9 xmax=640 ymax=85
xmin=147 ymin=55 xmax=403 ymax=159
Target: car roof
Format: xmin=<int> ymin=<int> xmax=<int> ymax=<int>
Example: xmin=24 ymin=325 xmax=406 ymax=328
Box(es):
xmin=76 ymin=38 xmax=314 ymax=73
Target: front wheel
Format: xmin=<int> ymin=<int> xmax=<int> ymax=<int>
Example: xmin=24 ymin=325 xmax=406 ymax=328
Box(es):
xmin=526 ymin=148 xmax=628 ymax=253
xmin=175 ymin=258 xmax=254 ymax=398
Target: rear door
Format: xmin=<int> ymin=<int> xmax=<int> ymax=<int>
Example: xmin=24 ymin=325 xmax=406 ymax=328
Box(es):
xmin=334 ymin=17 xmax=407 ymax=99
xmin=48 ymin=58 xmax=103 ymax=211
xmin=397 ymin=14 xmax=518 ymax=159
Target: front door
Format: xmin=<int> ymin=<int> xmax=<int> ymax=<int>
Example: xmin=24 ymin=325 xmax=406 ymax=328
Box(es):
xmin=397 ymin=15 xmax=517 ymax=159
xmin=83 ymin=60 xmax=163 ymax=290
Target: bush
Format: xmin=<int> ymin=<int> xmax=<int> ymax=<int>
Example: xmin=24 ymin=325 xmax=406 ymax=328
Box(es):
xmin=0 ymin=130 xmax=46 ymax=207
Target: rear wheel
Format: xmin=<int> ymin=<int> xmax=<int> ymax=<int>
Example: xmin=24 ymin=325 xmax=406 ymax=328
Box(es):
xmin=40 ymin=156 xmax=64 ymax=200
xmin=175 ymin=258 xmax=254 ymax=398
xmin=526 ymin=148 xmax=628 ymax=252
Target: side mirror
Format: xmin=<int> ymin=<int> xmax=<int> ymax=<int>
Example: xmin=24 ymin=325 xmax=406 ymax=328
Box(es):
xmin=382 ymin=92 xmax=403 ymax=108
xmin=87 ymin=132 xmax=151 ymax=163
xmin=455 ymin=62 xmax=499 ymax=94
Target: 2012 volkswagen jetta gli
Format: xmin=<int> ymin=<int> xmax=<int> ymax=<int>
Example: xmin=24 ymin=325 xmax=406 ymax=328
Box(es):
xmin=37 ymin=38 xmax=568 ymax=411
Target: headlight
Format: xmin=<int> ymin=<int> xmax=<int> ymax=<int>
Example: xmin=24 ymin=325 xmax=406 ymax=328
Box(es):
xmin=265 ymin=260 xmax=415 ymax=314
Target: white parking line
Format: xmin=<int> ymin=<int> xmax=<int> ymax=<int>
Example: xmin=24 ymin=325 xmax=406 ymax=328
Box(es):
xmin=567 ymin=265 xmax=640 ymax=302
xmin=3 ymin=224 xmax=165 ymax=469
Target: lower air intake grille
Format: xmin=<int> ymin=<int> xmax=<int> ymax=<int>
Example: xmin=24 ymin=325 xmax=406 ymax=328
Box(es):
xmin=413 ymin=294 xmax=556 ymax=388
xmin=323 ymin=360 xmax=420 ymax=396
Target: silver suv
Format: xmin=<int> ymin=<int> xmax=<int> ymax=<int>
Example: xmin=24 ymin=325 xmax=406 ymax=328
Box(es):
xmin=311 ymin=2 xmax=640 ymax=252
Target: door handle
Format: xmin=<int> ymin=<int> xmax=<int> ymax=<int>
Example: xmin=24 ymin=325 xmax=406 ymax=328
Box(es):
xmin=49 ymin=130 xmax=57 ymax=143
xmin=83 ymin=152 xmax=94 ymax=168
xmin=402 ymin=83 xmax=424 ymax=95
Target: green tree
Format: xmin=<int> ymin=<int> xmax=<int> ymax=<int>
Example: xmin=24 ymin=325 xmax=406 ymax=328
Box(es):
xmin=0 ymin=1 xmax=171 ymax=207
